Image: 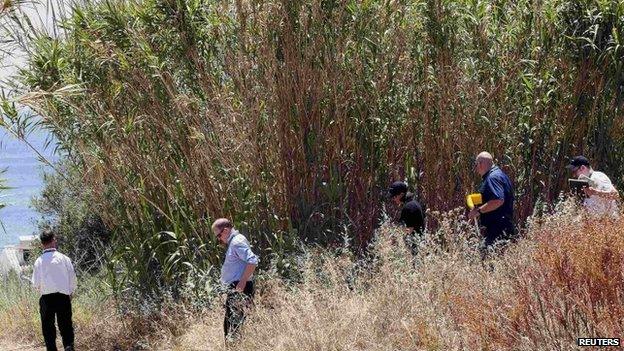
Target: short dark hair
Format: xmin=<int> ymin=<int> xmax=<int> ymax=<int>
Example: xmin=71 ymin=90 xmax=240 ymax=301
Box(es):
xmin=566 ymin=155 xmax=591 ymax=170
xmin=387 ymin=181 xmax=408 ymax=198
xmin=39 ymin=229 xmax=55 ymax=245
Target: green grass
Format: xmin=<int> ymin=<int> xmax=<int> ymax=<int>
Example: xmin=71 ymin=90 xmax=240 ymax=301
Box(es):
xmin=0 ymin=273 xmax=40 ymax=342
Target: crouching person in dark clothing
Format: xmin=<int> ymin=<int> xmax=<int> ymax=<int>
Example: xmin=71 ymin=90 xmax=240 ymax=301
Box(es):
xmin=212 ymin=218 xmax=259 ymax=342
xmin=387 ymin=181 xmax=426 ymax=254
xmin=31 ymin=230 xmax=77 ymax=351
xmin=468 ymin=152 xmax=515 ymax=259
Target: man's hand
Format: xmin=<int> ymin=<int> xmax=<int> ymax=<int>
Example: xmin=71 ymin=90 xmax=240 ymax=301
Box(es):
xmin=468 ymin=207 xmax=480 ymax=220
xmin=583 ymin=187 xmax=597 ymax=197
xmin=236 ymin=263 xmax=257 ymax=293
xmin=584 ymin=186 xmax=620 ymax=200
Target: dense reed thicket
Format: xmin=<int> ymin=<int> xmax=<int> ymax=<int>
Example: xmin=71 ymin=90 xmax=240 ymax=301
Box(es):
xmin=2 ymin=0 xmax=624 ymax=296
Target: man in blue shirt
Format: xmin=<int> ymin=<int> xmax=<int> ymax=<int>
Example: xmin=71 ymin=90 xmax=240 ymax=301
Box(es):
xmin=468 ymin=152 xmax=515 ymax=249
xmin=212 ymin=218 xmax=259 ymax=341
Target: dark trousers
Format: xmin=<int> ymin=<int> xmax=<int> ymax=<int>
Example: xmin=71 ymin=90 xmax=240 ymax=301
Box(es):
xmin=224 ymin=280 xmax=255 ymax=340
xmin=39 ymin=292 xmax=74 ymax=351
xmin=483 ymin=217 xmax=515 ymax=246
xmin=404 ymin=230 xmax=423 ymax=257
xmin=481 ymin=221 xmax=515 ymax=262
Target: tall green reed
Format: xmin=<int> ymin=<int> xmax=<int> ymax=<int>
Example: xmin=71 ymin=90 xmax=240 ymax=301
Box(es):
xmin=1 ymin=0 xmax=624 ymax=298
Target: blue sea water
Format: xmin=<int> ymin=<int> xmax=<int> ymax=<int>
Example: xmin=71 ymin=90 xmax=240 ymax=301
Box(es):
xmin=0 ymin=128 xmax=57 ymax=247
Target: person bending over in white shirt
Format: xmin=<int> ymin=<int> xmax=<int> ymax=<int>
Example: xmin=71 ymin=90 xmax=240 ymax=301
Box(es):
xmin=566 ymin=155 xmax=620 ymax=216
xmin=31 ymin=230 xmax=77 ymax=351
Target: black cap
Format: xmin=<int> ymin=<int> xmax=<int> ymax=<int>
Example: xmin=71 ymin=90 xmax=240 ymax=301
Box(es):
xmin=387 ymin=181 xmax=408 ymax=198
xmin=566 ymin=156 xmax=590 ymax=170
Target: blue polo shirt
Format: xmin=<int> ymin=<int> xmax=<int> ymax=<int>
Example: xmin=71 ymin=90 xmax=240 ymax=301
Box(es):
xmin=478 ymin=166 xmax=514 ymax=229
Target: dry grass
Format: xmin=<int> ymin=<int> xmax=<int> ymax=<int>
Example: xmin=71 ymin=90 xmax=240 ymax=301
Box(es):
xmin=0 ymin=274 xmax=195 ymax=350
xmin=2 ymin=204 xmax=623 ymax=350
xmin=183 ymin=204 xmax=622 ymax=351
xmin=0 ymin=280 xmax=40 ymax=345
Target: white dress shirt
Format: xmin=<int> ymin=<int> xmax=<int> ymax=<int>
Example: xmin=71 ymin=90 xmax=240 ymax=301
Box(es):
xmin=31 ymin=249 xmax=77 ymax=296
xmin=584 ymin=171 xmax=619 ymax=216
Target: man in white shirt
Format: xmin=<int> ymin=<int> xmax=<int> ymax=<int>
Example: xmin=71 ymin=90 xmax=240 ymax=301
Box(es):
xmin=31 ymin=230 xmax=77 ymax=351
xmin=567 ymin=156 xmax=620 ymax=216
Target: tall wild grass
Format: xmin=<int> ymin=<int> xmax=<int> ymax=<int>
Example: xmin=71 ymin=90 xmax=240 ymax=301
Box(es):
xmin=167 ymin=204 xmax=624 ymax=350
xmin=1 ymin=203 xmax=622 ymax=350
xmin=1 ymin=0 xmax=624 ymax=296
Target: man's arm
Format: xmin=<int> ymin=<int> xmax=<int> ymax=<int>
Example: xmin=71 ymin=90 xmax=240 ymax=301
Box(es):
xmin=585 ymin=187 xmax=620 ymax=200
xmin=31 ymin=259 xmax=41 ymax=293
xmin=480 ymin=199 xmax=505 ymax=212
xmin=233 ymin=241 xmax=259 ymax=292
xmin=399 ymin=209 xmax=414 ymax=233
xmin=468 ymin=199 xmax=504 ymax=220
xmin=67 ymin=257 xmax=77 ymax=297
xmin=469 ymin=175 xmax=507 ymax=220
xmin=401 ymin=227 xmax=413 ymax=235
xmin=399 ymin=204 xmax=425 ymax=234
xmin=584 ymin=173 xmax=620 ymax=200
xmin=235 ymin=263 xmax=257 ymax=292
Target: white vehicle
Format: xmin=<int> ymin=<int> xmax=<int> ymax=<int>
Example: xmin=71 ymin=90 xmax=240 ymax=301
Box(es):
xmin=0 ymin=235 xmax=37 ymax=277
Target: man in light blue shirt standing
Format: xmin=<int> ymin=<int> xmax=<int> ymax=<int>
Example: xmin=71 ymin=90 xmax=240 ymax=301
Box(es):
xmin=212 ymin=218 xmax=259 ymax=341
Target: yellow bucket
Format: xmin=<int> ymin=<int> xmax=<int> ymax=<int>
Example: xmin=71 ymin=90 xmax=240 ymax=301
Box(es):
xmin=466 ymin=193 xmax=483 ymax=209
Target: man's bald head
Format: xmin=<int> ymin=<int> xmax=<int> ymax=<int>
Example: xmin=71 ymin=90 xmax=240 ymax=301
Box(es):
xmin=475 ymin=151 xmax=494 ymax=176
xmin=477 ymin=151 xmax=493 ymax=164
xmin=212 ymin=218 xmax=234 ymax=244
xmin=212 ymin=218 xmax=233 ymax=233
